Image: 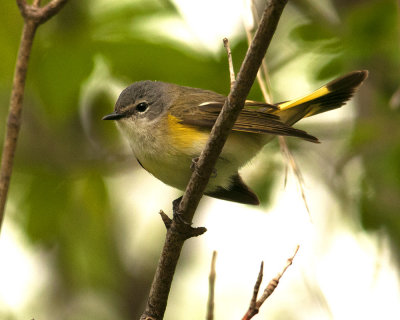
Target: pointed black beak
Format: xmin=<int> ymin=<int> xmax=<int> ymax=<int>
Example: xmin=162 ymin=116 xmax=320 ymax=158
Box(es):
xmin=102 ymin=112 xmax=125 ymax=120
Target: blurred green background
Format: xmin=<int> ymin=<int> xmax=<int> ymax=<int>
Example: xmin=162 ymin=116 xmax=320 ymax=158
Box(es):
xmin=0 ymin=0 xmax=399 ymax=319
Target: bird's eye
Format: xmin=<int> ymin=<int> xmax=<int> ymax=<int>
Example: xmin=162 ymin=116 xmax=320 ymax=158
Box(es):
xmin=136 ymin=102 xmax=148 ymax=112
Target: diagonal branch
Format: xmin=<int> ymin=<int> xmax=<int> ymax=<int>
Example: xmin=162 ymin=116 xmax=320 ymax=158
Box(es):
xmin=140 ymin=1 xmax=289 ymax=319
xmin=176 ymin=0 xmax=288 ymax=224
xmin=0 ymin=0 xmax=69 ymax=234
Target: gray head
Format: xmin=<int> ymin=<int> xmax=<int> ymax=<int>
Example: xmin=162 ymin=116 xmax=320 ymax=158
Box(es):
xmin=103 ymin=80 xmax=168 ymax=122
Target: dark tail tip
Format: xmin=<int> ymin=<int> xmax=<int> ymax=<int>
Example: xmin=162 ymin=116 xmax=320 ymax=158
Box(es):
xmin=326 ymin=70 xmax=369 ymax=92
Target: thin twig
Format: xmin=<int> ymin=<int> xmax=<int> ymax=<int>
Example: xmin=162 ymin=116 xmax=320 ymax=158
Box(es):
xmin=244 ymin=22 xmax=270 ymax=102
xmin=245 ymin=2 xmax=273 ymax=103
xmin=206 ymin=251 xmax=217 ymax=320
xmin=242 ymin=246 xmax=300 ymax=320
xmin=17 ymin=0 xmax=68 ymax=24
xmin=279 ymin=137 xmax=311 ymax=216
xmin=256 ymin=245 xmax=300 ymax=307
xmin=0 ymin=0 xmax=69 ymax=234
xmin=245 ymin=0 xmax=310 ymax=215
xmin=223 ymin=38 xmax=236 ymax=88
xmin=248 ymin=0 xmax=274 ymax=103
xmin=140 ymin=1 xmax=289 ymax=319
xmin=246 ymin=261 xmax=264 ymax=319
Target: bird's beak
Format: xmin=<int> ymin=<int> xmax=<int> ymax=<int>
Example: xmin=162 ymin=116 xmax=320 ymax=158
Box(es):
xmin=102 ymin=112 xmax=125 ymax=120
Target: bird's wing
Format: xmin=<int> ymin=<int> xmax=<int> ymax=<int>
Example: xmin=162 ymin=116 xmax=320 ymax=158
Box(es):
xmin=174 ymin=100 xmax=319 ymax=143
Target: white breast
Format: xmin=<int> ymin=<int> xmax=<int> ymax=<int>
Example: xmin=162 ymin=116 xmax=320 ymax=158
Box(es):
xmin=116 ymin=117 xmax=265 ymax=193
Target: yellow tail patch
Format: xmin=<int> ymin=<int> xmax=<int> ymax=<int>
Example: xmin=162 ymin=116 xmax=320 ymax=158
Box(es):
xmin=278 ymin=85 xmax=330 ymax=111
xmin=275 ymin=71 xmax=368 ymax=122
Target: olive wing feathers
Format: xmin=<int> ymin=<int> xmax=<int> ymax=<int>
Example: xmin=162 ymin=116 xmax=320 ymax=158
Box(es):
xmin=173 ymin=100 xmax=319 ymax=143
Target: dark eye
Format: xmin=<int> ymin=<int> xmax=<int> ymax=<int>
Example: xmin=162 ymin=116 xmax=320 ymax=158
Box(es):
xmin=136 ymin=102 xmax=148 ymax=112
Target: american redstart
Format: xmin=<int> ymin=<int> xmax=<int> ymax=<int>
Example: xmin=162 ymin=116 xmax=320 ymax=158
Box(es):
xmin=103 ymin=70 xmax=368 ymax=205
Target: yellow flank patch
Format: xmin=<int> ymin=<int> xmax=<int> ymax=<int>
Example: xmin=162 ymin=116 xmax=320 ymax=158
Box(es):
xmin=167 ymin=114 xmax=208 ymax=149
xmin=278 ymin=85 xmax=330 ymax=111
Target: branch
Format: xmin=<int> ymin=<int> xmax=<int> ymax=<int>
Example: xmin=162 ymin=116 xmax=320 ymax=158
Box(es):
xmin=242 ymin=245 xmax=300 ymax=320
xmin=279 ymin=137 xmax=311 ymax=216
xmin=206 ymin=251 xmax=217 ymax=320
xmin=248 ymin=261 xmax=264 ymax=315
xmin=140 ymin=1 xmax=289 ymax=319
xmin=244 ymin=4 xmax=272 ymax=103
xmin=177 ymin=0 xmax=288 ymax=225
xmin=223 ymin=38 xmax=236 ymax=88
xmin=244 ymin=1 xmax=310 ymax=215
xmin=17 ymin=0 xmax=68 ymax=24
xmin=256 ymin=245 xmax=299 ymax=306
xmin=0 ymin=0 xmax=69 ymax=233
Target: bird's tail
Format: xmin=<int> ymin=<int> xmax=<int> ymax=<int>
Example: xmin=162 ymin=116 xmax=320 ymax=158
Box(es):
xmin=274 ymin=70 xmax=368 ymax=125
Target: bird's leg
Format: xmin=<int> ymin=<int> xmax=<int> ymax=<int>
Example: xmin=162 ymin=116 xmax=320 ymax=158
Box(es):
xmin=172 ymin=196 xmax=191 ymax=225
xmin=170 ymin=196 xmax=207 ymax=238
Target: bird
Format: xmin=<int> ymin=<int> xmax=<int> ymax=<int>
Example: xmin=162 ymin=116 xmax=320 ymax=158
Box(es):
xmin=103 ymin=70 xmax=368 ymax=205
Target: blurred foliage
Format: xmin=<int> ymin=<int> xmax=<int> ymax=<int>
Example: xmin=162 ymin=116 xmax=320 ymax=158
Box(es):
xmin=290 ymin=0 xmax=400 ymax=261
xmin=0 ymin=0 xmax=399 ymax=319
